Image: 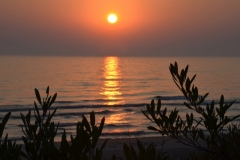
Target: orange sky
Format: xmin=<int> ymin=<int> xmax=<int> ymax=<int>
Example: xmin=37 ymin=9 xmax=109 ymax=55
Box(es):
xmin=0 ymin=0 xmax=240 ymax=56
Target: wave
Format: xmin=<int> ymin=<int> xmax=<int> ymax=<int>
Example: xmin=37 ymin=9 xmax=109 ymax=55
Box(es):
xmin=55 ymin=95 xmax=188 ymax=104
xmin=153 ymin=96 xmax=186 ymax=100
xmin=102 ymin=131 xmax=145 ymax=136
xmin=54 ymin=130 xmax=157 ymax=139
xmin=0 ymin=95 xmax=239 ymax=113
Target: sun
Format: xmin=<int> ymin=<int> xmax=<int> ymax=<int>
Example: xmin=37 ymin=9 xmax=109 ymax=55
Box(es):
xmin=107 ymin=14 xmax=118 ymax=24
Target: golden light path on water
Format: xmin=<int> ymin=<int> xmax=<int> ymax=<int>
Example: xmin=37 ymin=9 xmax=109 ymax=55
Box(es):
xmin=100 ymin=57 xmax=133 ymax=134
xmin=100 ymin=57 xmax=124 ymax=105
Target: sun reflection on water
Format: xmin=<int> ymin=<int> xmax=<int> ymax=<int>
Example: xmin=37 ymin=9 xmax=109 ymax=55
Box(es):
xmin=100 ymin=57 xmax=124 ymax=105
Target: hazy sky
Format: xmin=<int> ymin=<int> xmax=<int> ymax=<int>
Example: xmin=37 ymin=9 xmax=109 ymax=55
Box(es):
xmin=1 ymin=1 xmax=240 ymax=57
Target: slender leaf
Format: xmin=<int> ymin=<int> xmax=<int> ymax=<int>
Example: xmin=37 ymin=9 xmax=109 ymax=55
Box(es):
xmin=123 ymin=143 xmax=132 ymax=160
xmin=130 ymin=144 xmax=138 ymax=160
xmin=137 ymin=139 xmax=145 ymax=156
xmin=34 ymin=88 xmax=42 ymax=105
xmin=99 ymin=139 xmax=108 ymax=154
xmin=49 ymin=93 xmax=57 ymax=107
xmin=147 ymin=126 xmax=159 ymax=132
xmin=157 ymin=99 xmax=161 ymax=115
xmin=0 ymin=112 xmax=11 ymax=139
xmin=90 ymin=111 xmax=95 ymax=128
xmin=46 ymin=86 xmax=49 ymax=95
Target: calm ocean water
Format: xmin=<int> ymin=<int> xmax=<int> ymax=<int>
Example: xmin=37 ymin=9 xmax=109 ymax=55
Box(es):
xmin=0 ymin=56 xmax=240 ymax=142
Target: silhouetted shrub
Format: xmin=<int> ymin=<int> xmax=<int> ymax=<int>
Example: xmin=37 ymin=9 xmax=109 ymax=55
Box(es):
xmin=0 ymin=112 xmax=22 ymax=159
xmin=20 ymin=86 xmax=108 ymax=160
xmin=20 ymin=86 xmax=59 ymax=159
xmin=58 ymin=111 xmax=107 ymax=160
xmin=142 ymin=62 xmax=240 ymax=159
xmin=122 ymin=139 xmax=169 ymax=160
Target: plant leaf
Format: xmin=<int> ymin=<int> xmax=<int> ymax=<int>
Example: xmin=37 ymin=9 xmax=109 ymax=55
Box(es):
xmin=123 ymin=143 xmax=132 ymax=160
xmin=34 ymin=88 xmax=42 ymax=105
xmin=46 ymin=86 xmax=49 ymax=95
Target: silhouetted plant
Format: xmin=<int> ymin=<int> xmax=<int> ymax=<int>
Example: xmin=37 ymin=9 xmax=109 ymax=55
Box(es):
xmin=142 ymin=62 xmax=240 ymax=159
xmin=221 ymin=124 xmax=240 ymax=159
xmin=0 ymin=112 xmax=11 ymax=143
xmin=20 ymin=86 xmax=108 ymax=160
xmin=0 ymin=112 xmax=22 ymax=159
xmin=20 ymin=86 xmax=59 ymax=159
xmin=58 ymin=111 xmax=108 ymax=160
xmin=122 ymin=139 xmax=169 ymax=160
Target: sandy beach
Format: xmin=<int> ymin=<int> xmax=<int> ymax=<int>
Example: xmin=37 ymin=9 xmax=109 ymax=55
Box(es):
xmin=96 ymin=136 xmax=198 ymax=160
xmin=20 ymin=136 xmax=199 ymax=160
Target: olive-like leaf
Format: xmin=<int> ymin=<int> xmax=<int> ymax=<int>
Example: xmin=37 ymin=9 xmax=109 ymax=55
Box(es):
xmin=34 ymin=88 xmax=42 ymax=105
xmin=99 ymin=139 xmax=108 ymax=154
xmin=90 ymin=111 xmax=95 ymax=128
xmin=99 ymin=117 xmax=105 ymax=135
xmin=123 ymin=143 xmax=132 ymax=160
xmin=137 ymin=139 xmax=145 ymax=156
xmin=147 ymin=126 xmax=159 ymax=132
xmin=49 ymin=93 xmax=57 ymax=107
xmin=0 ymin=112 xmax=11 ymax=139
xmin=46 ymin=86 xmax=49 ymax=95
xmin=130 ymin=144 xmax=138 ymax=160
xmin=157 ymin=99 xmax=161 ymax=115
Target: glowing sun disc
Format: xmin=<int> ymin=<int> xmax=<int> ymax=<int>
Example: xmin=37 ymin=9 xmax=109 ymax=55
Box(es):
xmin=108 ymin=14 xmax=117 ymax=23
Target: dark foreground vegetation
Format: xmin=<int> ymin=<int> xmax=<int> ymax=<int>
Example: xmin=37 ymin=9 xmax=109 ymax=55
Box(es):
xmin=1 ymin=62 xmax=240 ymax=160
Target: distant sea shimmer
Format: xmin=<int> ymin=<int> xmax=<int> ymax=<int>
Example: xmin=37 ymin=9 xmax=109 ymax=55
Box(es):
xmin=0 ymin=56 xmax=240 ymax=141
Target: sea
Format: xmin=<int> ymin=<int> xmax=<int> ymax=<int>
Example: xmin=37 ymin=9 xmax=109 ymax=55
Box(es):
xmin=0 ymin=56 xmax=240 ymax=142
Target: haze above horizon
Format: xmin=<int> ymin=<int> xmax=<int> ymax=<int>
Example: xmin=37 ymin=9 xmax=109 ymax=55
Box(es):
xmin=0 ymin=1 xmax=240 ymax=57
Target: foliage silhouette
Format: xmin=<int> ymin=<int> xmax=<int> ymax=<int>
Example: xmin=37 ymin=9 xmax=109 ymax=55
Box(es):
xmin=20 ymin=86 xmax=108 ymax=160
xmin=122 ymin=139 xmax=169 ymax=160
xmin=20 ymin=86 xmax=59 ymax=159
xmin=58 ymin=111 xmax=108 ymax=160
xmin=0 ymin=112 xmax=22 ymax=159
xmin=142 ymin=62 xmax=240 ymax=159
